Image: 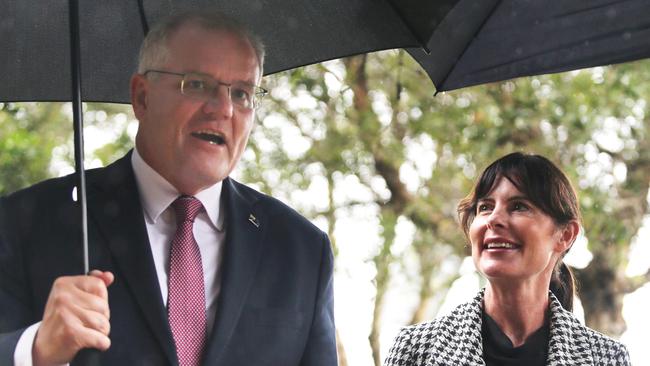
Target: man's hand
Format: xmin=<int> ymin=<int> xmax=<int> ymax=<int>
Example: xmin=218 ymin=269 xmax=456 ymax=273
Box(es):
xmin=32 ymin=270 xmax=114 ymax=366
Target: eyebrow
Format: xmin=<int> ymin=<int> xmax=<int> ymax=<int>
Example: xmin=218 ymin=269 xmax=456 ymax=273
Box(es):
xmin=477 ymin=195 xmax=531 ymax=203
xmin=190 ymin=71 xmax=259 ymax=87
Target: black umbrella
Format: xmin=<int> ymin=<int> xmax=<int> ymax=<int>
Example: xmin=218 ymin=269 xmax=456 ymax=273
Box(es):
xmin=2 ymin=0 xmax=458 ymax=103
xmin=0 ymin=0 xmax=458 ymax=273
xmin=409 ymin=0 xmax=650 ymax=92
xmin=4 ymin=1 xmax=648 ymax=102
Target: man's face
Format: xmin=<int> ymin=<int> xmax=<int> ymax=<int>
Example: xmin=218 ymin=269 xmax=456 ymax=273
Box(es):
xmin=131 ymin=24 xmax=260 ymax=195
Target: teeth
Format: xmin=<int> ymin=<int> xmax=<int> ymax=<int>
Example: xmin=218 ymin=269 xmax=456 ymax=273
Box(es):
xmin=192 ymin=131 xmax=225 ymax=145
xmin=486 ymin=242 xmax=516 ymax=249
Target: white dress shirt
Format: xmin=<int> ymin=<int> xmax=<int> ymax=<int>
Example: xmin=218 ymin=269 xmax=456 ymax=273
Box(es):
xmin=131 ymin=147 xmax=226 ymax=336
xmin=14 ymin=148 xmax=226 ymax=365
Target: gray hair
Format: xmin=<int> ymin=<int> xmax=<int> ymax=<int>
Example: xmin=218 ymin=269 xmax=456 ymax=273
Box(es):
xmin=137 ymin=9 xmax=265 ymax=77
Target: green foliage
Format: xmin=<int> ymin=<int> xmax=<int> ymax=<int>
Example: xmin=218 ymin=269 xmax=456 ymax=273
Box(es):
xmin=0 ymin=102 xmax=70 ymax=195
xmin=83 ymin=103 xmax=135 ymax=166
xmin=1 ymin=52 xmax=648 ymax=347
xmin=239 ymin=53 xmax=650 ymax=340
xmin=0 ymin=102 xmax=134 ymax=196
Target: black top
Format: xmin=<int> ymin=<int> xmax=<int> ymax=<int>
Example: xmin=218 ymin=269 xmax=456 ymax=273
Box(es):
xmin=482 ymin=311 xmax=550 ymax=366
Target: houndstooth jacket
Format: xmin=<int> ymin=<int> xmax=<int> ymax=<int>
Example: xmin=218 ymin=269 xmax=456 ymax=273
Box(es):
xmin=384 ymin=289 xmax=631 ymax=366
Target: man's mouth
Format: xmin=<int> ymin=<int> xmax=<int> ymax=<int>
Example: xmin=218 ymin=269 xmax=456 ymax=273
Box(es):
xmin=191 ymin=131 xmax=225 ymax=145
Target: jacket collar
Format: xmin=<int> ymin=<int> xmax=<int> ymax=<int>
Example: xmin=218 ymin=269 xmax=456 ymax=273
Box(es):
xmin=131 ymin=147 xmax=225 ymax=230
xmin=426 ymin=288 xmax=596 ymax=366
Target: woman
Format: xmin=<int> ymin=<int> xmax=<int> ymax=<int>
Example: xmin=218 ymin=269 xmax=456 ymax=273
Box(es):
xmin=384 ymin=152 xmax=630 ymax=366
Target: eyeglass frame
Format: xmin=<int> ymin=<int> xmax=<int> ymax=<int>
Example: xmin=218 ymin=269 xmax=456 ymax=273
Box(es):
xmin=143 ymin=69 xmax=268 ymax=110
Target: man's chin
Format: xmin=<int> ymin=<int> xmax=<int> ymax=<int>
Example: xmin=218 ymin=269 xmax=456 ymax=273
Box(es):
xmin=192 ymin=170 xmax=229 ymax=190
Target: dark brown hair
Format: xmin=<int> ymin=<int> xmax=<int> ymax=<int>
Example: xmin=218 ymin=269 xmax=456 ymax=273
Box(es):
xmin=457 ymin=152 xmax=580 ymax=311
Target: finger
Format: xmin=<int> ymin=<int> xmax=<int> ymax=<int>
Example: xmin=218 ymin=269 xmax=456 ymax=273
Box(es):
xmin=62 ymin=286 xmax=111 ymax=318
xmin=46 ymin=276 xmax=110 ymax=319
xmin=74 ymin=307 xmax=111 ymax=336
xmin=101 ymin=271 xmax=114 ymax=287
xmin=38 ymin=307 xmax=110 ymax=359
xmin=80 ymin=295 xmax=110 ymax=320
xmin=88 ymin=270 xmax=114 ymax=287
xmin=47 ymin=282 xmax=102 ymax=313
xmin=75 ymin=275 xmax=109 ymax=300
xmin=74 ymin=326 xmax=112 ymax=352
xmin=53 ymin=274 xmax=109 ymax=297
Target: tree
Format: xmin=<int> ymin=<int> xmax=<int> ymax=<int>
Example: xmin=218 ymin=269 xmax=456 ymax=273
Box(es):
xmin=0 ymin=102 xmax=134 ymax=195
xmin=2 ymin=56 xmax=648 ymax=365
xmin=237 ymin=55 xmax=650 ymax=364
xmin=0 ymin=102 xmax=70 ymax=195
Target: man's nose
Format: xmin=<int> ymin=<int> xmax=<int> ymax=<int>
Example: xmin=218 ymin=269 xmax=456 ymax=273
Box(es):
xmin=202 ymin=85 xmax=233 ymax=118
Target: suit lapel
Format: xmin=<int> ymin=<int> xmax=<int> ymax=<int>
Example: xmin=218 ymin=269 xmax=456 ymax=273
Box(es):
xmin=86 ymin=153 xmax=177 ymax=366
xmin=203 ymin=178 xmax=266 ymax=365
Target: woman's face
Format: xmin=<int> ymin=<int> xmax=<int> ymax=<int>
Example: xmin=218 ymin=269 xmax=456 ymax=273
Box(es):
xmin=469 ymin=177 xmax=569 ymax=284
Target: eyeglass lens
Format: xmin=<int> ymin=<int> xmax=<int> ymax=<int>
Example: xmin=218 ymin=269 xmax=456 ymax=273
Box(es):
xmin=181 ymin=73 xmax=263 ymax=109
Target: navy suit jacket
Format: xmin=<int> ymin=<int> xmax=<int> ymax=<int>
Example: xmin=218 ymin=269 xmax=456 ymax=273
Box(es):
xmin=0 ymin=152 xmax=337 ymax=365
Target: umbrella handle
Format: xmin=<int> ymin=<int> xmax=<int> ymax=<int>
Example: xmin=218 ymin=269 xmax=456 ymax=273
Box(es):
xmin=71 ymin=349 xmax=102 ymax=366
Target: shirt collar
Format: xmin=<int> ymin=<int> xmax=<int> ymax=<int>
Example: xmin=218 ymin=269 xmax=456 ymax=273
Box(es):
xmin=131 ymin=147 xmax=225 ymax=231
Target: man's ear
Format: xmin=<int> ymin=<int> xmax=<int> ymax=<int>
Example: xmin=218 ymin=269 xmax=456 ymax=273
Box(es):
xmin=557 ymin=220 xmax=580 ymax=253
xmin=130 ymin=74 xmax=148 ymax=120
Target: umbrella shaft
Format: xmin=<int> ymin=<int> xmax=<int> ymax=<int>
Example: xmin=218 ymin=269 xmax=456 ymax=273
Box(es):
xmin=69 ymin=0 xmax=89 ymax=275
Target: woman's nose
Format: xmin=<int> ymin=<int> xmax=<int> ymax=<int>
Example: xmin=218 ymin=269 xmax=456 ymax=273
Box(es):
xmin=486 ymin=206 xmax=506 ymax=229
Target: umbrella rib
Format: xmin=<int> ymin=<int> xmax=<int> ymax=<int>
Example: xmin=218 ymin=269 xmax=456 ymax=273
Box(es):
xmin=554 ymin=0 xmax=634 ymax=18
xmin=265 ymin=47 xmax=420 ymax=76
xmin=461 ymin=24 xmax=650 ymax=79
xmin=383 ymin=0 xmax=431 ymax=54
xmin=137 ymin=0 xmax=150 ymax=36
xmin=436 ymin=0 xmax=502 ymax=92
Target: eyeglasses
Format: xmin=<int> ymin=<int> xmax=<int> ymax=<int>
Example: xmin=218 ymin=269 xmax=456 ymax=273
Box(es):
xmin=144 ymin=69 xmax=267 ymax=110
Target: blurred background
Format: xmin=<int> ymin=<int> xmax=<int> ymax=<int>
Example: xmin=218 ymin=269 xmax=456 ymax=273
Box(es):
xmin=1 ymin=51 xmax=649 ymax=365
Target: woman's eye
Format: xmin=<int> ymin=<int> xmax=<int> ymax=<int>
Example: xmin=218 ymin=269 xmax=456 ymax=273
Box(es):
xmin=512 ymin=202 xmax=529 ymax=211
xmin=477 ymin=203 xmax=491 ymax=213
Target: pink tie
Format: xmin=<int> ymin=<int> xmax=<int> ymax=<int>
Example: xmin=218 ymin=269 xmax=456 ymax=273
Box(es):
xmin=168 ymin=196 xmax=207 ymax=366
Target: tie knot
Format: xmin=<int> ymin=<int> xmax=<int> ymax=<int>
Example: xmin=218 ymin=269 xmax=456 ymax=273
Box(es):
xmin=172 ymin=196 xmax=203 ymax=224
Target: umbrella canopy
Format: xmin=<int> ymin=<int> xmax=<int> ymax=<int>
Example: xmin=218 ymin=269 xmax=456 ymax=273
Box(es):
xmin=2 ymin=0 xmax=649 ymax=102
xmin=410 ymin=0 xmax=650 ymax=92
xmin=0 ymin=0 xmax=457 ymax=103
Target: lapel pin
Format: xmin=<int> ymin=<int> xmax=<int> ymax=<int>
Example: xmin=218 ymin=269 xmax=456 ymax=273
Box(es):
xmin=248 ymin=213 xmax=260 ymax=228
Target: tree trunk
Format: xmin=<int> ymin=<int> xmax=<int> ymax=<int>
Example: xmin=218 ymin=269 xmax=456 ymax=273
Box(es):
xmin=575 ymin=250 xmax=628 ymax=337
xmin=369 ymin=280 xmax=388 ymax=366
xmin=369 ymin=209 xmax=397 ymax=366
xmin=577 ymin=119 xmax=650 ymax=337
xmin=336 ymin=328 xmax=349 ymax=366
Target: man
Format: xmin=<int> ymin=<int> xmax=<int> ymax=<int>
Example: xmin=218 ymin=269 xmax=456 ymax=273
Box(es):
xmin=0 ymin=9 xmax=337 ymax=366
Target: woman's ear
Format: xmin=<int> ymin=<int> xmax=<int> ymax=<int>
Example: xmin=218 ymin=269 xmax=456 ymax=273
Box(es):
xmin=557 ymin=220 xmax=580 ymax=253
